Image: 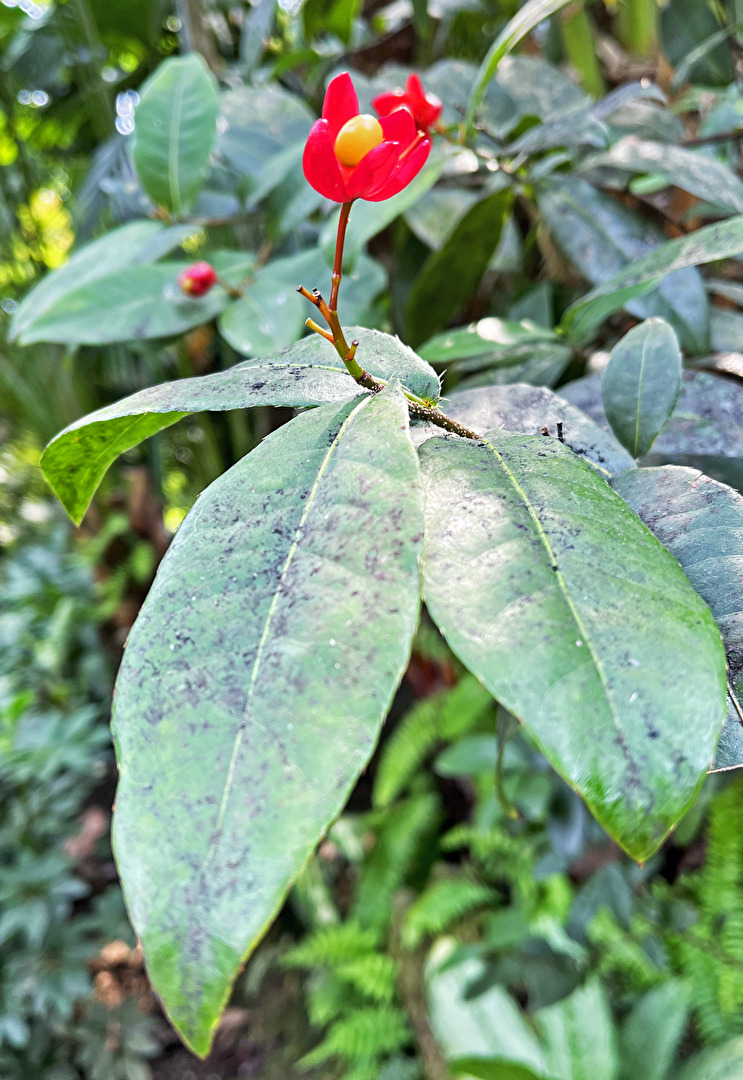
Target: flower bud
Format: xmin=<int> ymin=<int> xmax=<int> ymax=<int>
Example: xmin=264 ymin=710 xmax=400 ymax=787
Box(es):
xmin=178 ymin=262 xmax=217 ymax=297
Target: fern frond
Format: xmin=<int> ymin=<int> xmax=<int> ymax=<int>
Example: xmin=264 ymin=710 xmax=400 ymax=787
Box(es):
xmin=298 ymin=1007 xmax=410 ymax=1069
xmin=305 ymin=969 xmax=349 ymax=1027
xmin=373 ymin=677 xmax=492 ymax=808
xmin=402 ymin=876 xmax=496 ymax=949
xmin=336 ymin=954 xmax=398 ymax=1004
xmin=353 ymin=793 xmax=440 ymax=934
xmin=283 ymin=922 xmax=379 ymax=970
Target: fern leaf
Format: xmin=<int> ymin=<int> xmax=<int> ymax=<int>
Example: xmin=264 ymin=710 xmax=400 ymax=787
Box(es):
xmin=402 ymin=876 xmax=496 ymax=949
xmin=283 ymin=922 xmax=379 ymax=969
xmin=336 ymin=954 xmax=398 ymax=1004
xmin=298 ymin=1007 xmax=410 ymax=1069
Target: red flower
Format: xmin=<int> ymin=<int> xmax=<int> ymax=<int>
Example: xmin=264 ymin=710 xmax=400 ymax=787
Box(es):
xmin=178 ymin=262 xmax=217 ymax=297
xmin=373 ymin=74 xmax=443 ymax=134
xmin=303 ymin=72 xmax=431 ymax=204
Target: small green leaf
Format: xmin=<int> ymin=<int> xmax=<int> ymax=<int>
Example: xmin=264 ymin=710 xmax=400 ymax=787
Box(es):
xmin=132 ymin=54 xmax=220 ymax=215
xmin=17 ymin=262 xmax=244 ymax=346
xmin=465 ymin=0 xmax=580 ymax=133
xmin=540 ymin=176 xmax=708 ymax=353
xmin=563 ymin=214 xmax=743 ymax=345
xmin=9 ymin=221 xmax=193 ymax=343
xmin=41 ymin=327 xmax=439 ymax=524
xmin=419 ymin=318 xmax=559 ymax=364
xmin=420 ymin=435 xmax=727 ymax=860
xmin=602 ymin=319 xmax=682 ymax=458
xmin=406 ymin=190 xmax=512 ymax=347
xmin=611 ymin=465 xmax=743 ymax=771
xmin=413 ymin=384 xmax=635 ymax=477
xmin=112 ymin=385 xmax=424 ymax=1056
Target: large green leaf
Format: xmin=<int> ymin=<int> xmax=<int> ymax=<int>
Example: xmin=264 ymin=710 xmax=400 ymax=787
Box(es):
xmin=132 ymin=55 xmax=219 ymax=215
xmin=41 ymin=327 xmax=439 ymax=524
xmin=465 ymin=0 xmax=580 ymax=133
xmin=406 ymin=190 xmax=512 ymax=347
xmin=17 ymin=261 xmax=246 ymax=346
xmin=534 ymin=979 xmax=618 ymax=1080
xmin=611 ymin=466 xmax=743 ymax=771
xmin=413 ymin=384 xmax=635 ymax=477
xmin=563 ymin=214 xmax=743 ymax=345
xmin=591 ymin=138 xmax=743 ymax=217
xmin=419 ymin=318 xmax=559 ymax=364
xmin=216 ymin=85 xmax=314 ymax=184
xmin=9 ymin=221 xmax=194 ymax=343
xmin=419 ymin=435 xmax=727 ymax=859
xmin=425 ymin=941 xmax=548 ymax=1077
xmin=602 ymin=319 xmax=682 ymax=458
xmin=540 ymin=176 xmax=708 ymax=353
xmin=618 ymin=980 xmax=690 ymax=1080
xmin=218 ymin=249 xmax=386 ymax=358
xmin=419 ymin=318 xmax=571 ymax=387
xmin=112 ymin=385 xmax=424 ymax=1056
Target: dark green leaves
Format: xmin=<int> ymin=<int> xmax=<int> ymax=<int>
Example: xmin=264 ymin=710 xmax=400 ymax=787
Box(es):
xmin=602 ymin=319 xmax=682 ymax=458
xmin=420 ymin=435 xmax=726 ymax=860
xmin=406 ymin=190 xmax=512 ymax=347
xmin=612 ymin=466 xmax=743 ymax=770
xmin=132 ymin=55 xmax=220 ymax=215
xmin=41 ymin=328 xmax=439 ymax=524
xmin=112 ymin=385 xmax=424 ymax=1056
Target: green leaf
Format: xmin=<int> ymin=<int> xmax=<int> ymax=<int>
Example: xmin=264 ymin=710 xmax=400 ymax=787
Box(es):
xmin=602 ymin=319 xmax=682 ymax=458
xmin=508 ymin=112 xmax=609 ymax=156
xmin=465 ymin=0 xmax=580 ymax=133
xmin=9 ymin=221 xmax=194 ymax=343
xmin=563 ymin=214 xmax=743 ymax=346
xmin=419 ymin=318 xmax=559 ymax=365
xmin=17 ymin=261 xmax=244 ymax=346
xmin=217 ymin=85 xmax=314 ymax=185
xmin=709 ymin=306 xmax=743 ymax=352
xmin=618 ymin=980 xmax=690 ymax=1080
xmin=540 ymin=176 xmax=708 ymax=353
xmin=406 ymin=190 xmax=512 ymax=347
xmin=425 ymin=940 xmax=548 ymax=1076
xmin=677 ymin=1038 xmax=743 ymax=1080
xmin=419 ymin=434 xmax=727 ymax=860
xmin=132 ymin=55 xmax=220 ymax=215
xmin=591 ymin=138 xmax=743 ymax=217
xmin=218 ymin=249 xmax=386 ymax=358
xmin=413 ymin=384 xmax=635 ymax=477
xmin=41 ymin=327 xmax=439 ymax=524
xmin=611 ymin=465 xmax=743 ymax=772
xmin=534 ymin=979 xmax=618 ymax=1080
xmin=111 ymin=385 xmax=424 ymax=1056
xmin=320 ymin=149 xmax=446 ymax=270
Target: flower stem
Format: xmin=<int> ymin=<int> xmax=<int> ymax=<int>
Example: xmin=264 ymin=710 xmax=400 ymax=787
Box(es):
xmin=329 ymin=201 xmax=353 ymax=313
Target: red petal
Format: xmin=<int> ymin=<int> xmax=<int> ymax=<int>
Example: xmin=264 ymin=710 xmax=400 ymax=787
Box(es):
xmin=366 ymin=136 xmax=430 ymax=201
xmin=303 ymin=119 xmax=348 ymax=202
xmin=372 ymin=89 xmax=407 ymax=118
xmin=406 ymin=73 xmax=426 ymax=110
xmin=380 ymin=107 xmax=416 ymax=149
xmin=322 ymin=72 xmax=359 ymax=137
xmin=346 ymin=140 xmax=399 ymax=199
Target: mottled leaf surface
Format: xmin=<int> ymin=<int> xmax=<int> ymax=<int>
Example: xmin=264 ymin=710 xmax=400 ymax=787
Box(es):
xmin=9 ymin=221 xmax=193 ymax=343
xmin=42 ymin=327 xmax=438 ymax=524
xmin=420 ymin=435 xmax=727 ymax=859
xmin=612 ymin=466 xmax=743 ymax=770
xmin=540 ymin=176 xmax=708 ymax=353
xmin=112 ymin=386 xmax=424 ymax=1055
xmin=602 ymin=318 xmax=682 ymax=458
xmin=413 ymin=384 xmax=634 ymax=476
xmin=132 ymin=55 xmax=220 ymax=214
xmin=534 ymin=979 xmax=617 ymax=1080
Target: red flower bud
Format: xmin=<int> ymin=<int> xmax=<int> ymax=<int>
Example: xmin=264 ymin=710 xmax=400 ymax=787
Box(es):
xmin=303 ymin=72 xmax=431 ymax=204
xmin=373 ymin=73 xmax=443 ymax=134
xmin=178 ymin=262 xmax=217 ymax=297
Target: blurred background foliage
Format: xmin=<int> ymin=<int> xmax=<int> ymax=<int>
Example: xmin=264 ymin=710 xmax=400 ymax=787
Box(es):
xmin=5 ymin=0 xmax=743 ymax=1076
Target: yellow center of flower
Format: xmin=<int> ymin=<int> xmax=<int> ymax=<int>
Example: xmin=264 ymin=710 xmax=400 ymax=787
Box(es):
xmin=334 ymin=115 xmax=384 ymax=168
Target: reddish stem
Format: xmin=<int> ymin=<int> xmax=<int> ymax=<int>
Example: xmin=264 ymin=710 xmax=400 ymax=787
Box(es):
xmin=330 ymin=201 xmax=353 ymax=313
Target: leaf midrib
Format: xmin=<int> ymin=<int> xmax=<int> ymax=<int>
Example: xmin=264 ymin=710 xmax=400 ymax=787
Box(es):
xmin=200 ymin=395 xmax=370 ymax=876
xmin=482 ymin=436 xmax=623 ymax=735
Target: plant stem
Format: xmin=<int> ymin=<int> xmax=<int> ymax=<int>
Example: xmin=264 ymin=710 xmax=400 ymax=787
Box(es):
xmin=617 ymin=0 xmax=658 ymax=59
xmin=560 ymin=3 xmax=606 ymax=97
xmin=298 ymin=202 xmax=482 ymax=441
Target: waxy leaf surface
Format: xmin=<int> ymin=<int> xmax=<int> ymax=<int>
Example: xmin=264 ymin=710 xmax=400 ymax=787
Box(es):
xmin=132 ymin=54 xmax=220 ymax=214
xmin=602 ymin=318 xmax=682 ymax=458
xmin=420 ymin=435 xmax=727 ymax=859
xmin=112 ymin=386 xmax=424 ymax=1055
xmin=42 ymin=327 xmax=438 ymax=524
xmin=612 ymin=466 xmax=743 ymax=770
